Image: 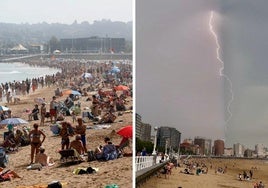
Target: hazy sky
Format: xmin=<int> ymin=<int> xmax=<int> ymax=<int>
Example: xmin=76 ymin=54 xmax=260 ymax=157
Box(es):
xmin=0 ymin=0 xmax=132 ymax=24
xmin=136 ymin=0 xmax=268 ymax=148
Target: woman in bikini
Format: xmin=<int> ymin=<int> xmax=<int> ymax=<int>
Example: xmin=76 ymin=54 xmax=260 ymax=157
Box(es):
xmin=28 ymin=123 xmax=46 ymax=164
xmin=59 ymin=122 xmax=74 ymax=150
xmin=75 ymin=118 xmax=87 ymax=153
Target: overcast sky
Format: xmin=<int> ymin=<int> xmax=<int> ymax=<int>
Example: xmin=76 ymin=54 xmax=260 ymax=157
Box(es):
xmin=0 ymin=0 xmax=132 ymax=24
xmin=136 ymin=0 xmax=268 ymax=148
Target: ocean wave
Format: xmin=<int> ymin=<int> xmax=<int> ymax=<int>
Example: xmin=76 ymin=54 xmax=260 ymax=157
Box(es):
xmin=0 ymin=71 xmax=21 ymax=74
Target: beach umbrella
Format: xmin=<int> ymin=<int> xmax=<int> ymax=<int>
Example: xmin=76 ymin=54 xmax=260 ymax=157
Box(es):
xmin=0 ymin=118 xmax=28 ymax=126
xmin=62 ymin=90 xmax=81 ymax=96
xmin=110 ymin=66 xmax=120 ymax=74
xmin=0 ymin=106 xmax=9 ymax=111
xmin=117 ymin=125 xmax=132 ymax=138
xmin=114 ymin=85 xmax=129 ymax=91
xmin=81 ymin=73 xmax=93 ymax=79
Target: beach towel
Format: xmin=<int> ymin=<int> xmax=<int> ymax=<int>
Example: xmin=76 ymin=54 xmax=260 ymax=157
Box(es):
xmin=105 ymin=184 xmax=119 ymax=188
xmin=0 ymin=170 xmax=13 ymax=181
xmin=72 ymin=167 xmax=98 ymax=175
xmin=91 ymin=124 xmax=111 ymax=130
xmin=26 ymin=163 xmax=42 ymax=170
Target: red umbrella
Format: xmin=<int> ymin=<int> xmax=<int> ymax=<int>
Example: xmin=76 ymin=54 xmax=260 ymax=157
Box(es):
xmin=114 ymin=85 xmax=129 ymax=91
xmin=117 ymin=125 xmax=132 ymax=138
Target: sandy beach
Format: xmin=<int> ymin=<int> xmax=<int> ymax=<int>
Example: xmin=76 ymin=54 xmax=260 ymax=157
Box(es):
xmin=0 ymin=62 xmax=133 ymax=188
xmin=139 ymin=158 xmax=268 ymax=188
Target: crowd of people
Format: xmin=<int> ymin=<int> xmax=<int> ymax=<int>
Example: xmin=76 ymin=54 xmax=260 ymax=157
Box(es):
xmin=0 ymin=58 xmax=132 ymax=174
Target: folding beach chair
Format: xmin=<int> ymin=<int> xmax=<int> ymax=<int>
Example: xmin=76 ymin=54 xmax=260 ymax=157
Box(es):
xmin=116 ymin=138 xmax=130 ymax=157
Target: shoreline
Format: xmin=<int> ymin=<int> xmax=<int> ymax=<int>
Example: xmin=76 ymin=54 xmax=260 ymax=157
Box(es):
xmin=0 ymin=62 xmax=61 ymax=85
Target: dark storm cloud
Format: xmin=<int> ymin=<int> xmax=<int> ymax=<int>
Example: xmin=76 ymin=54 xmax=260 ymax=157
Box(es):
xmin=137 ymin=0 xmax=268 ymax=148
xmin=220 ymin=0 xmax=268 ymax=147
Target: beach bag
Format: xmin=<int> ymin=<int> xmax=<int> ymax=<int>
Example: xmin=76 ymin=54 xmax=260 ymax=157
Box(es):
xmin=50 ymin=124 xmax=60 ymax=135
xmin=86 ymin=166 xmax=96 ymax=174
xmin=0 ymin=147 xmax=8 ymax=168
xmin=48 ymin=181 xmax=62 ymax=188
xmin=87 ymin=150 xmax=96 ymax=162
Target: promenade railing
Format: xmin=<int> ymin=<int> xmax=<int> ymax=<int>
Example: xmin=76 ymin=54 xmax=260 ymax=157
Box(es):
xmin=135 ymin=155 xmax=168 ymax=187
xmin=135 ymin=155 xmax=164 ymax=172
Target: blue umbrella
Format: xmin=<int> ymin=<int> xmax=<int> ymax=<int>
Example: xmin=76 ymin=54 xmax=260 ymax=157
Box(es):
xmin=111 ymin=66 xmax=120 ymax=74
xmin=71 ymin=90 xmax=81 ymax=96
xmin=0 ymin=118 xmax=28 ymax=125
xmin=63 ymin=89 xmax=81 ymax=96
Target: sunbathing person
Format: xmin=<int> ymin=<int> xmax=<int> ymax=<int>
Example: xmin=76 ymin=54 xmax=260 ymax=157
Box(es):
xmin=28 ymin=123 xmax=46 ymax=164
xmin=28 ymin=104 xmax=39 ymax=121
xmin=98 ymin=111 xmax=116 ymax=124
xmin=70 ymin=135 xmax=85 ymax=155
xmin=115 ymin=97 xmax=126 ymax=111
xmin=0 ymin=167 xmax=21 ymax=179
xmin=14 ymin=129 xmax=24 ymax=146
xmin=180 ymin=168 xmax=194 ymax=175
xmin=96 ymin=137 xmax=117 ymax=161
xmin=2 ymin=133 xmax=17 ymax=151
xmin=35 ymin=147 xmax=55 ymax=167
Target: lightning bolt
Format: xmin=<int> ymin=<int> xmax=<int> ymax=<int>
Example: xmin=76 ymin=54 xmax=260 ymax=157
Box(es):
xmin=209 ymin=11 xmax=234 ymax=132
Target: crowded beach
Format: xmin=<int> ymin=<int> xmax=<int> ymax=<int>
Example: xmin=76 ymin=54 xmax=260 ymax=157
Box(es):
xmin=0 ymin=58 xmax=133 ymax=188
xmin=140 ymin=157 xmax=267 ymax=188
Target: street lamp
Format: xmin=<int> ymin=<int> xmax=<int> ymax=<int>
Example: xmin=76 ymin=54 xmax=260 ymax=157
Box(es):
xmin=152 ymin=127 xmax=158 ymax=155
xmin=165 ymin=139 xmax=168 ymax=156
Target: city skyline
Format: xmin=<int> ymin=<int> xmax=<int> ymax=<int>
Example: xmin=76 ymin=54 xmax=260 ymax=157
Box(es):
xmin=137 ymin=112 xmax=267 ymax=150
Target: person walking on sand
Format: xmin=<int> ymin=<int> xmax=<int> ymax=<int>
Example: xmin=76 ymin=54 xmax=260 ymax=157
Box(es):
xmin=249 ymin=170 xmax=253 ymax=179
xmin=75 ymin=118 xmax=87 ymax=153
xmin=28 ymin=123 xmax=46 ymax=164
xmin=91 ymin=95 xmax=100 ymax=117
xmin=70 ymin=135 xmax=85 ymax=155
xmin=40 ymin=102 xmax=46 ymax=126
xmin=50 ymin=96 xmax=58 ymax=123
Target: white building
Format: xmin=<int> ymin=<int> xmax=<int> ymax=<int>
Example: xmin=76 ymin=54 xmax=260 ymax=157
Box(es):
xmin=224 ymin=148 xmax=234 ymax=156
xmin=255 ymin=144 xmax=267 ymax=158
xmin=233 ymin=143 xmax=245 ymax=157
xmin=136 ymin=113 xmax=142 ymax=139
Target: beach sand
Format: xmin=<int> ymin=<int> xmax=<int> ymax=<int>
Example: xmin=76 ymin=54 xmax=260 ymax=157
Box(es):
xmin=0 ymin=85 xmax=133 ymax=188
xmin=139 ymin=158 xmax=268 ymax=188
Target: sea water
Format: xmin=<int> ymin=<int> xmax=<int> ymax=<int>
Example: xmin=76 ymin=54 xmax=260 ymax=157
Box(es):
xmin=0 ymin=62 xmax=61 ymax=84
